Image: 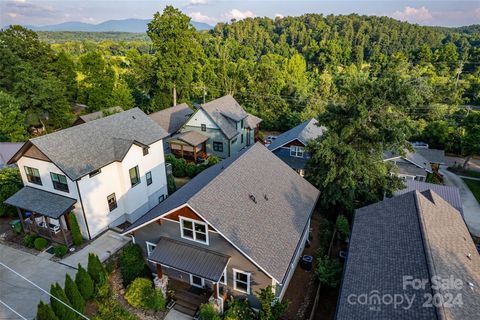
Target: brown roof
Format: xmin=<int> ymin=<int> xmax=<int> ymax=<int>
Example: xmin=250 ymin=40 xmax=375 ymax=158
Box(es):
xmin=172 ymin=131 xmax=209 ymax=146
xmin=148 ymin=103 xmax=193 ymax=135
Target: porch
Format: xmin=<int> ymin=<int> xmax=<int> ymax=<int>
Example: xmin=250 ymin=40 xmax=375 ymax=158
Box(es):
xmin=4 ymin=186 xmax=77 ymax=247
xmin=168 ymin=131 xmax=209 ymax=162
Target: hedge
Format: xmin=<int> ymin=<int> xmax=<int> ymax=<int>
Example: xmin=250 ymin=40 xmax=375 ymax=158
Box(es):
xmin=75 ymin=264 xmax=94 ymax=300
xmin=36 ymin=301 xmax=59 ymax=320
xmin=88 ymin=253 xmax=107 ymax=286
xmin=64 ymin=274 xmax=85 ymax=314
xmin=119 ymin=243 xmax=149 ymax=287
xmin=23 ymin=233 xmax=38 ymax=248
xmin=34 ymin=237 xmax=48 ymax=251
xmin=93 ymin=298 xmax=136 ymax=320
xmin=69 ymin=213 xmax=83 ymax=246
xmin=167 ymin=174 xmax=177 ymax=194
xmin=335 ymin=215 xmax=350 ymax=241
xmin=50 ymin=283 xmax=77 ymax=320
xmin=125 ymin=278 xmax=166 ymax=311
xmin=199 ymin=303 xmax=221 ymax=320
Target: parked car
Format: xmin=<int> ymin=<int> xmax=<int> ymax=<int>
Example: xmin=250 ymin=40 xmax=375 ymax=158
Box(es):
xmin=264 ymin=135 xmax=277 ymax=145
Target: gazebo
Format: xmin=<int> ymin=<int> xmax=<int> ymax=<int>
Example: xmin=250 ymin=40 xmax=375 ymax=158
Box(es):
xmin=5 ymin=186 xmax=77 ymax=247
xmin=168 ymin=131 xmax=209 ymax=162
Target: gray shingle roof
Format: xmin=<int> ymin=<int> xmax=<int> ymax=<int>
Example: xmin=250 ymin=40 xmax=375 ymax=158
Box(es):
xmin=125 ymin=143 xmax=320 ymax=282
xmin=414 ymin=147 xmax=445 ymax=164
xmin=148 ymin=103 xmax=194 ymax=135
xmin=4 ymin=186 xmax=76 ymax=219
xmin=267 ymin=118 xmax=326 ymax=151
xmin=336 ymin=190 xmax=480 ymax=320
xmin=172 ymin=131 xmax=209 ymax=146
xmin=395 ymin=180 xmax=463 ymax=214
xmin=245 ymin=114 xmax=262 ymax=129
xmin=201 ymin=95 xmax=248 ymax=140
xmin=78 ymin=106 xmax=124 ymax=123
xmin=13 ymin=108 xmax=168 ymax=180
xmin=396 ymin=161 xmax=429 ymax=177
xmin=149 ymin=237 xmax=230 ymax=282
xmin=384 ymin=149 xmax=432 ymax=174
xmin=0 ymin=142 xmax=23 ymax=167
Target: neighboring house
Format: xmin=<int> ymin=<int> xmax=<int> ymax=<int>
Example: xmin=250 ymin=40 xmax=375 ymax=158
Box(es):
xmin=122 ymin=143 xmax=319 ymax=313
xmin=0 ymin=142 xmax=23 ymax=168
xmin=395 ymin=179 xmax=463 ymax=214
xmin=72 ymin=106 xmax=124 ymax=126
xmin=383 ymin=149 xmax=432 ymax=181
xmin=413 ymin=146 xmax=445 ymax=167
xmin=5 ymin=108 xmax=169 ymax=246
xmin=169 ymin=95 xmax=262 ymax=159
xmin=267 ymin=118 xmax=325 ymax=176
xmin=148 ymin=103 xmax=194 ymax=138
xmin=336 ymin=190 xmax=480 ymax=319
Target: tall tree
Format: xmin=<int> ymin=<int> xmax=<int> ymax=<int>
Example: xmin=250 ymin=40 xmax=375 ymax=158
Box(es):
xmin=461 ymin=112 xmax=480 ymax=168
xmin=0 ymin=91 xmax=27 ymax=141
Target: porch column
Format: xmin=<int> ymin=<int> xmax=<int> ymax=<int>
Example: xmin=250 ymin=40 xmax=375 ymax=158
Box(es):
xmin=17 ymin=208 xmax=25 ymax=232
xmin=156 ymin=264 xmax=163 ymax=278
xmin=46 ymin=216 xmax=54 ymax=240
xmin=60 ymin=215 xmax=69 ymax=246
xmin=213 ymin=282 xmax=218 ymax=299
xmin=194 ymin=146 xmax=197 ymax=162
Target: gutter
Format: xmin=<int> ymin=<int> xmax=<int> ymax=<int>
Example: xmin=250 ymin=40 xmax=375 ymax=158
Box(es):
xmin=75 ymin=180 xmax=92 ymax=240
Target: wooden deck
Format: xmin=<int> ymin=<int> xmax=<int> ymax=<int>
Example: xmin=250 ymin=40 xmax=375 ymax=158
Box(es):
xmin=170 ymin=278 xmax=209 ymax=316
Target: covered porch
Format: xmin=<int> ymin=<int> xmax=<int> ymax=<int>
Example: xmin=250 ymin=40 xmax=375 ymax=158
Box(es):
xmin=168 ymin=131 xmax=209 ymax=162
xmin=5 ymin=186 xmax=76 ymax=247
xmin=148 ymin=237 xmax=229 ymax=316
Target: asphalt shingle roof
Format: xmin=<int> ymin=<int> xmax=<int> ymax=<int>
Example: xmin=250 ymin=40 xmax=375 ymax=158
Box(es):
xmin=201 ymin=95 xmax=248 ymax=140
xmin=0 ymin=142 xmax=23 ymax=167
xmin=125 ymin=143 xmax=320 ymax=283
xmin=267 ymin=118 xmax=325 ymax=151
xmin=14 ymin=108 xmax=168 ymax=180
xmin=149 ymin=237 xmax=230 ymax=282
xmin=336 ymin=190 xmax=480 ymax=320
xmin=148 ymin=103 xmax=194 ymax=135
xmin=78 ymin=106 xmax=124 ymax=123
xmin=414 ymin=147 xmax=446 ymax=164
xmin=172 ymin=131 xmax=209 ymax=146
xmin=245 ymin=114 xmax=262 ymax=129
xmin=4 ymin=186 xmax=76 ymax=219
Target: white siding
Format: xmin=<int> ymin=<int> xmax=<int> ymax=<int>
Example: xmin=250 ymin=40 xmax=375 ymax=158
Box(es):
xmin=185 ymin=109 xmax=218 ymax=129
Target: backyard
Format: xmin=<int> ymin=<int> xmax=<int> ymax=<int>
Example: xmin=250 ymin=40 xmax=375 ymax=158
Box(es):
xmin=463 ymin=178 xmax=480 ymax=204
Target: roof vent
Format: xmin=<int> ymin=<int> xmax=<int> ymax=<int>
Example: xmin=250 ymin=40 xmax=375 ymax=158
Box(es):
xmin=264 ymin=194 xmax=269 ymax=201
xmin=249 ymin=194 xmax=257 ymax=204
xmin=132 ymin=116 xmax=136 ymax=119
xmin=468 ymin=282 xmax=475 ymax=290
xmin=466 ymin=253 xmax=472 ymax=260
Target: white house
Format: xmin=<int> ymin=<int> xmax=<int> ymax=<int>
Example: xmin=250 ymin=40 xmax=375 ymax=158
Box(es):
xmin=5 ymin=108 xmax=169 ymax=242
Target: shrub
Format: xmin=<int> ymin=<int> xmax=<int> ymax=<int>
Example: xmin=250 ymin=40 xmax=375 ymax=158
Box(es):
xmin=50 ymin=283 xmax=76 ymax=320
xmin=224 ymin=297 xmax=255 ymax=320
xmin=199 ymin=303 xmax=221 ymax=320
xmin=54 ymin=244 xmax=68 ymax=257
xmin=335 ymin=215 xmax=350 ymax=241
xmin=207 ymin=155 xmax=220 ymax=166
xmin=172 ymin=158 xmax=186 ymax=177
xmin=64 ymin=274 xmax=85 ymax=314
xmin=315 ymin=255 xmax=343 ymax=288
xmin=185 ymin=163 xmax=197 ymax=178
xmin=119 ymin=243 xmax=149 ymax=287
xmin=257 ymin=285 xmax=289 ymax=320
xmin=88 ymin=253 xmax=107 ymax=286
xmin=69 ymin=213 xmax=83 ymax=246
xmin=34 ymin=237 xmax=48 ymax=251
xmin=75 ymin=264 xmax=94 ymax=300
xmin=167 ymin=174 xmax=176 ymax=194
xmin=125 ymin=278 xmax=166 ymax=311
xmin=165 ymin=154 xmax=177 ymax=164
xmin=318 ymin=217 xmax=334 ymax=252
xmin=23 ymin=233 xmax=38 ymax=248
xmin=0 ymin=167 xmax=23 ymax=217
xmin=93 ymin=297 xmax=136 ymax=320
xmin=37 ymin=301 xmax=59 ymax=320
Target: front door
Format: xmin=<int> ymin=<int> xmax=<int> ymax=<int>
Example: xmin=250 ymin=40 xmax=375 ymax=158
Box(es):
xmin=190 ymin=275 xmax=204 ymax=288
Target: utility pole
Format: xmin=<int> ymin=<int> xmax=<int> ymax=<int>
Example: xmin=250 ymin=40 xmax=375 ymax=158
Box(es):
xmin=202 ymin=86 xmax=207 ymax=105
xmin=173 ymin=82 xmax=177 ymax=106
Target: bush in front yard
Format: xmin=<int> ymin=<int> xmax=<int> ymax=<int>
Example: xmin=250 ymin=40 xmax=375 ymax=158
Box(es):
xmin=125 ymin=278 xmax=166 ymax=311
xmin=64 ymin=274 xmax=85 ymax=314
xmin=93 ymin=297 xmax=136 ymax=320
xmin=315 ymin=255 xmax=343 ymax=288
xmin=172 ymin=158 xmax=187 ymax=177
xmin=23 ymin=233 xmax=38 ymax=248
xmin=257 ymin=285 xmax=289 ymax=320
xmin=69 ymin=213 xmax=83 ymax=246
xmin=335 ymin=215 xmax=350 ymax=241
xmin=88 ymin=253 xmax=107 ymax=286
xmin=199 ymin=303 xmax=221 ymax=320
xmin=36 ymin=301 xmax=59 ymax=320
xmin=207 ymin=155 xmax=220 ymax=166
xmin=75 ymin=264 xmax=94 ymax=300
xmin=54 ymin=244 xmax=68 ymax=257
xmin=167 ymin=174 xmax=176 ymax=194
xmin=223 ymin=297 xmax=255 ymax=320
xmin=119 ymin=243 xmax=149 ymax=287
xmin=185 ymin=163 xmax=197 ymax=178
xmin=50 ymin=283 xmax=76 ymax=320
xmin=34 ymin=237 xmax=48 ymax=251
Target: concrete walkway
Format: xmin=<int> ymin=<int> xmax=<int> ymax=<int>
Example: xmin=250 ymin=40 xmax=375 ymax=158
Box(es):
xmin=164 ymin=309 xmax=194 ymax=320
xmin=0 ymin=244 xmax=76 ymax=320
xmin=456 ymin=175 xmax=480 ymax=181
xmin=62 ymin=230 xmax=130 ymax=268
xmin=441 ymin=167 xmax=480 ymax=237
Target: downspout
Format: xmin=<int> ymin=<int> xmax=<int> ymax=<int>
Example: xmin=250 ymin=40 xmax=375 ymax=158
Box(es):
xmin=75 ymin=180 xmax=92 ymax=240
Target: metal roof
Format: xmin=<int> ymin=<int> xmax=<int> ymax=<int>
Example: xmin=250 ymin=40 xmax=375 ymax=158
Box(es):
xmin=4 ymin=187 xmax=76 ymax=219
xmin=148 ymin=103 xmax=194 ymax=135
xmin=149 ymin=237 xmax=230 ymax=282
xmin=267 ymin=118 xmax=325 ymax=151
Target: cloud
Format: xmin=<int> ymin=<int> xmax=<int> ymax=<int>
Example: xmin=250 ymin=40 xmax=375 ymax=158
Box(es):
xmin=392 ymin=6 xmax=433 ymax=23
xmin=188 ymin=0 xmax=208 ymax=5
xmin=223 ymin=9 xmax=255 ymax=21
xmin=275 ymin=13 xmax=284 ymax=19
xmin=189 ymin=11 xmax=217 ymax=24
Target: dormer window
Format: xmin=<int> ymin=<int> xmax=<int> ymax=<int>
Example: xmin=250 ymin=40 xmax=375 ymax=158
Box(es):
xmin=24 ymin=166 xmax=42 ymax=185
xmin=290 ymin=146 xmax=304 ymax=158
xmin=180 ymin=217 xmax=208 ymax=245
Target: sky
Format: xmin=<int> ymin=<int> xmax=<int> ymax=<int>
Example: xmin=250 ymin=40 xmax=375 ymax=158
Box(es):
xmin=1 ymin=0 xmax=479 ymax=28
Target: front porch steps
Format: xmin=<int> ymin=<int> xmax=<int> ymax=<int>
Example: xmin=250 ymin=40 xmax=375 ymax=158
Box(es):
xmin=173 ymin=288 xmax=208 ymax=317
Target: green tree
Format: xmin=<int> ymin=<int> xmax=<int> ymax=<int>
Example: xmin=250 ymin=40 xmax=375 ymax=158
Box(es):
xmin=0 ymin=91 xmax=26 ymax=141
xmin=461 ymin=112 xmax=480 ymax=168
xmin=64 ymin=273 xmax=85 ymax=314
xmin=75 ymin=264 xmax=95 ymax=300
xmin=315 ymin=256 xmax=343 ymax=288
xmin=50 ymin=283 xmax=77 ymax=320
xmin=69 ymin=213 xmax=83 ymax=246
xmin=88 ymin=253 xmax=107 ymax=286
xmin=119 ymin=243 xmax=149 ymax=287
xmin=36 ymin=301 xmax=59 ymax=320
xmin=0 ymin=168 xmax=23 ymax=217
xmin=257 ymin=285 xmax=289 ymax=320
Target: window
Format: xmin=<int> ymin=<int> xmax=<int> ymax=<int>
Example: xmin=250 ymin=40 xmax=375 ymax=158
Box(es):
xmin=201 ymin=124 xmax=206 ymax=131
xmin=190 ymin=275 xmax=205 ymax=288
xmin=143 ymin=147 xmax=149 ymax=156
xmin=24 ymin=166 xmax=42 ymax=185
xmin=290 ymin=146 xmax=304 ymax=158
xmin=241 ymin=134 xmax=244 ymax=144
xmin=146 ymin=171 xmax=152 ymax=185
xmin=233 ymin=269 xmax=250 ymax=294
xmin=241 ymin=120 xmax=244 ymax=129
xmin=89 ymin=169 xmax=101 ymax=178
xmin=129 ymin=166 xmax=140 ymax=187
xmin=219 ymin=269 xmax=227 ymax=285
xmin=158 ymin=195 xmax=165 ymax=204
xmin=213 ymin=141 xmax=223 ymax=152
xmin=180 ymin=218 xmax=208 ymax=244
xmin=50 ymin=173 xmax=69 ymax=192
xmin=107 ymin=193 xmax=117 ymax=212
xmin=146 ymin=241 xmax=156 ymax=256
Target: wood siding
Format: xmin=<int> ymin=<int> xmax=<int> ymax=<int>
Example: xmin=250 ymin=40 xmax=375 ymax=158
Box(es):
xmin=23 ymin=145 xmax=50 ymax=162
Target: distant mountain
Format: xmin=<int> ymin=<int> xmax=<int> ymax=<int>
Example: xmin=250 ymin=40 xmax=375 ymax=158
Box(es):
xmin=22 ymin=18 xmax=213 ymax=32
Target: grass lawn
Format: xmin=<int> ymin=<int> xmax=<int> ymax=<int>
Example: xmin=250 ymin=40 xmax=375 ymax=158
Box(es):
xmin=463 ymin=178 xmax=480 ymax=204
xmin=449 ymin=167 xmax=480 ymax=179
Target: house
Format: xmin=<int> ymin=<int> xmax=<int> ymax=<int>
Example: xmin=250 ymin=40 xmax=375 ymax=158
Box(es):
xmin=5 ymin=108 xmax=169 ymax=246
xmin=148 ymin=103 xmax=194 ymax=138
xmin=267 ymin=118 xmax=325 ymax=176
xmin=0 ymin=142 xmax=23 ymax=168
xmin=383 ymin=149 xmax=432 ymax=181
xmin=72 ymin=106 xmax=124 ymax=126
xmin=169 ymin=95 xmax=262 ymax=160
xmin=414 ymin=146 xmax=445 ymax=168
xmin=122 ymin=143 xmax=319 ymax=314
xmin=336 ymin=190 xmax=480 ymax=319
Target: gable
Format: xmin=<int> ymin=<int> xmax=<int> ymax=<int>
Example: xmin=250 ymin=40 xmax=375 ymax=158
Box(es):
xmin=282 ymin=139 xmax=306 ymax=148
xmin=162 ymin=205 xmax=215 ymax=231
xmin=18 ymin=144 xmax=50 ymax=162
xmin=185 ymin=109 xmax=219 ymax=130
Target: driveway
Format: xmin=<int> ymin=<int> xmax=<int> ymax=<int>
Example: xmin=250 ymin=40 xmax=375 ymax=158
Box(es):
xmin=441 ymin=167 xmax=480 ymax=237
xmin=0 ymin=244 xmax=76 ymax=320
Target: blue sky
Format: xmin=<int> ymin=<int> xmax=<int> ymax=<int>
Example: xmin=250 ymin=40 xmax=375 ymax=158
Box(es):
xmin=1 ymin=0 xmax=479 ymax=27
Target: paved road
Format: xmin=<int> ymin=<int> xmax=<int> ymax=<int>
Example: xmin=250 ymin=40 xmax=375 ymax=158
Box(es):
xmin=441 ymin=167 xmax=480 ymax=237
xmin=0 ymin=244 xmax=76 ymax=320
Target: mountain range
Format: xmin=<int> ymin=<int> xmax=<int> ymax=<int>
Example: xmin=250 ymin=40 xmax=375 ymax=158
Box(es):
xmin=21 ymin=18 xmax=213 ymax=32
